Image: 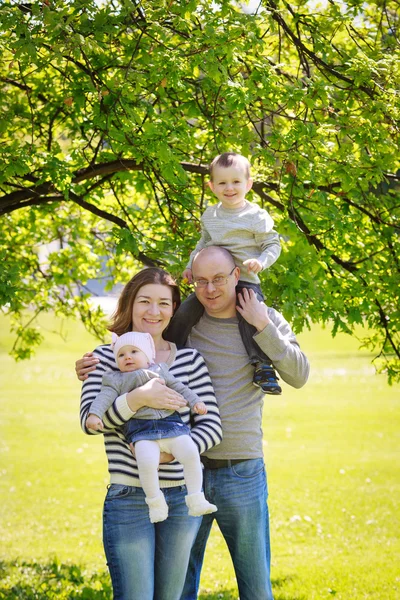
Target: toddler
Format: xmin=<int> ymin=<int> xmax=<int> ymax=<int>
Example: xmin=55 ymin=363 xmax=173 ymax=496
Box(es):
xmin=86 ymin=331 xmax=217 ymax=523
xmin=170 ymin=152 xmax=282 ymax=394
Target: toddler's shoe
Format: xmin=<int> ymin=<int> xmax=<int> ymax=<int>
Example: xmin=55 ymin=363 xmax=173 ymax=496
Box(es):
xmin=253 ymin=364 xmax=282 ymax=395
xmin=145 ymin=492 xmax=169 ymax=523
xmin=185 ymin=492 xmax=217 ymax=517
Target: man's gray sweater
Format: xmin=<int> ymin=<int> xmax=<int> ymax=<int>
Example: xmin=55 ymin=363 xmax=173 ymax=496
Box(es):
xmin=188 ymin=309 xmax=309 ymax=459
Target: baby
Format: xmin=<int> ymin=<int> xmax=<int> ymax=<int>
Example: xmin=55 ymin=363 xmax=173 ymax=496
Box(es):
xmin=86 ymin=331 xmax=217 ymax=523
xmin=171 ymin=152 xmax=282 ymax=394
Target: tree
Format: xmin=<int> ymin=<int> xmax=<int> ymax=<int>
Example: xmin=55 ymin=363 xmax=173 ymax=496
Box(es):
xmin=0 ymin=0 xmax=399 ymax=381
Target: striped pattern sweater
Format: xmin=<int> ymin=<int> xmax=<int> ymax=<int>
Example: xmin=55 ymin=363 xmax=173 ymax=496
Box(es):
xmin=80 ymin=343 xmax=222 ymax=488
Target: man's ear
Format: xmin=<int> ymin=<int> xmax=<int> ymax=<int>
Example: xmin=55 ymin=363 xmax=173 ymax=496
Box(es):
xmin=234 ymin=266 xmax=241 ymax=282
xmin=246 ymin=178 xmax=253 ymax=192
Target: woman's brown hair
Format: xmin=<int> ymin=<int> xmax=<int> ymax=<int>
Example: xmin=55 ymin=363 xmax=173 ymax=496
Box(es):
xmin=108 ymin=268 xmax=181 ymax=336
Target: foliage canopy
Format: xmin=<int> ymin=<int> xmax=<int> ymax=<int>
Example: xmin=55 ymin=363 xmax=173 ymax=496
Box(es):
xmin=0 ymin=0 xmax=399 ymax=381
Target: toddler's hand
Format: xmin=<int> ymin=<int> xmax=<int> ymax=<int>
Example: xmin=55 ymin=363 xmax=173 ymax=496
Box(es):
xmin=182 ymin=268 xmax=193 ymax=284
xmin=243 ymin=259 xmax=263 ymax=274
xmin=86 ymin=414 xmax=104 ymax=431
xmin=193 ymin=401 xmax=207 ymax=415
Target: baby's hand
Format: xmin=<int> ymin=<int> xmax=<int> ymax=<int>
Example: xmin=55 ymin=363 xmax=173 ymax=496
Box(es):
xmin=86 ymin=414 xmax=104 ymax=431
xmin=243 ymin=258 xmax=263 ymax=274
xmin=182 ymin=268 xmax=193 ymax=284
xmin=193 ymin=401 xmax=207 ymax=415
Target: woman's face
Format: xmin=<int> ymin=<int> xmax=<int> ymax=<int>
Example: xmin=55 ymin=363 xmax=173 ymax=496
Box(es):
xmin=132 ymin=283 xmax=174 ymax=338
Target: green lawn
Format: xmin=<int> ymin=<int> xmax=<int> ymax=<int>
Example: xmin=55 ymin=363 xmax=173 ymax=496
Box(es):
xmin=0 ymin=314 xmax=399 ymax=599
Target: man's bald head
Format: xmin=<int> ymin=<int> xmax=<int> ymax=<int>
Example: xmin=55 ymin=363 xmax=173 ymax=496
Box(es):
xmin=192 ymin=246 xmax=236 ymax=274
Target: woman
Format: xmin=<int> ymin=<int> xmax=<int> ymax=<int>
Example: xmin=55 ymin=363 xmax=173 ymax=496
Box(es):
xmin=78 ymin=267 xmax=222 ymax=600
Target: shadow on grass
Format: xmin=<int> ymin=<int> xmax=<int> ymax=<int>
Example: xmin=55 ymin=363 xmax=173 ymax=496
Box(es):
xmin=198 ymin=574 xmax=306 ymax=600
xmin=272 ymin=573 xmax=308 ymax=600
xmin=0 ymin=559 xmax=112 ymax=599
xmin=0 ymin=560 xmax=306 ymax=600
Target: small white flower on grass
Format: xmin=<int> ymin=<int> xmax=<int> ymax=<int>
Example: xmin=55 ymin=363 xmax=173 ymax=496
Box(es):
xmin=304 ymin=515 xmax=313 ymax=522
xmin=289 ymin=515 xmax=302 ymax=522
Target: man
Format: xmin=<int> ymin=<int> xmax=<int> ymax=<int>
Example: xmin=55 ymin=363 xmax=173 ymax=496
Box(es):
xmin=76 ymin=245 xmax=309 ymax=599
xmin=167 ymin=246 xmax=309 ymax=600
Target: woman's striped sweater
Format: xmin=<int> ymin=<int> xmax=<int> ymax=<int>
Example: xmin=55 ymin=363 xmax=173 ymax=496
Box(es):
xmin=80 ymin=343 xmax=222 ymax=488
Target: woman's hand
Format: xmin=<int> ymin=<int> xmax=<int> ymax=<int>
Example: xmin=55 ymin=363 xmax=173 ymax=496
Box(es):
xmin=75 ymin=352 xmax=99 ymax=381
xmin=236 ymin=287 xmax=271 ymax=332
xmin=126 ymin=377 xmax=187 ymax=413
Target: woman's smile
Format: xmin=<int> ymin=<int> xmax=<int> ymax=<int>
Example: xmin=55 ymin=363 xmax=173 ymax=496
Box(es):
xmin=131 ymin=283 xmax=174 ymax=341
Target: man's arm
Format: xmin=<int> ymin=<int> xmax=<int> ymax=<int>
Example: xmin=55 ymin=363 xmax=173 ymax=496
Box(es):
xmin=236 ymin=288 xmax=310 ymax=388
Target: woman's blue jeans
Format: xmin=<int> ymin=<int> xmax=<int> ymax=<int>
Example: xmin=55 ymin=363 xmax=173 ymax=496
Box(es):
xmin=103 ymin=484 xmax=202 ymax=600
xmin=180 ymin=458 xmax=274 ymax=600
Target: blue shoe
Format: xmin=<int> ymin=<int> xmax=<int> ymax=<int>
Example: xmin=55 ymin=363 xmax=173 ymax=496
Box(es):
xmin=253 ymin=364 xmax=282 ymax=395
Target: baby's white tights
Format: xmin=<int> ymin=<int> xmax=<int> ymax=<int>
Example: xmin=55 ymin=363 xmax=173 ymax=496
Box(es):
xmin=135 ymin=434 xmax=203 ymax=498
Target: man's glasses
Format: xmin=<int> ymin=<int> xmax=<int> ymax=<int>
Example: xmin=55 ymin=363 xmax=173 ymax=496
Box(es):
xmin=193 ymin=267 xmax=236 ymax=289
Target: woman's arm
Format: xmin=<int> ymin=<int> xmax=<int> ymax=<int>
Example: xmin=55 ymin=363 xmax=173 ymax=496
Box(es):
xmin=80 ymin=346 xmax=124 ymax=435
xmin=178 ymin=349 xmax=223 ymax=454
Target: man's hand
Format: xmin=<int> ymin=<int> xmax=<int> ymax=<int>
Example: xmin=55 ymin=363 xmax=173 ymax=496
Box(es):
xmin=76 ymin=352 xmax=99 ymax=381
xmin=243 ymin=258 xmax=263 ymax=274
xmin=236 ymin=287 xmax=271 ymax=332
xmin=86 ymin=414 xmax=104 ymax=431
xmin=182 ymin=268 xmax=193 ymax=283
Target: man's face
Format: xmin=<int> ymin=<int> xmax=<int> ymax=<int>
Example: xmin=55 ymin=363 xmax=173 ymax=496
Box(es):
xmin=192 ymin=252 xmax=240 ymax=318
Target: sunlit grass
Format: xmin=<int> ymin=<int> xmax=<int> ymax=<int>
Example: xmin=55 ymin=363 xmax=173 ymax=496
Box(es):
xmin=0 ymin=315 xmax=399 ymax=599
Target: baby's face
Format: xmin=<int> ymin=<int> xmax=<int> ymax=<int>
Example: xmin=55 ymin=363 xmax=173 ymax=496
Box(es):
xmin=116 ymin=345 xmax=150 ymax=372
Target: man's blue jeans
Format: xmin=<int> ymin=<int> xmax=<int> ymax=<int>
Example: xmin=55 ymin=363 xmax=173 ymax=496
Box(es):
xmin=180 ymin=458 xmax=274 ymax=600
xmin=103 ymin=484 xmax=202 ymax=600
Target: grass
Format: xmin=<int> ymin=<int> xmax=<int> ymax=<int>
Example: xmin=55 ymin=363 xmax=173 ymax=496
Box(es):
xmin=0 ymin=314 xmax=399 ymax=599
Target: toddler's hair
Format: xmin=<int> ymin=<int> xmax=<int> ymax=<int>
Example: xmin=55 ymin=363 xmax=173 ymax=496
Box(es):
xmin=209 ymin=152 xmax=251 ymax=180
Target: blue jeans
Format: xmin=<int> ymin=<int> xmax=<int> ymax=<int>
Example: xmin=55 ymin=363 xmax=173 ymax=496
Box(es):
xmin=103 ymin=484 xmax=202 ymax=600
xmin=123 ymin=412 xmax=191 ymax=445
xmin=180 ymin=458 xmax=274 ymax=600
